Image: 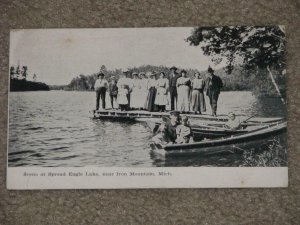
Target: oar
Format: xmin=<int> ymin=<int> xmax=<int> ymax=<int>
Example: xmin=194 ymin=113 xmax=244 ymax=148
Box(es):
xmin=243 ymin=114 xmax=257 ymax=123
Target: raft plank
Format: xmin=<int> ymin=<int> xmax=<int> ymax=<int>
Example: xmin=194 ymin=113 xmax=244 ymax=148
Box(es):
xmin=92 ymin=109 xmax=283 ymax=123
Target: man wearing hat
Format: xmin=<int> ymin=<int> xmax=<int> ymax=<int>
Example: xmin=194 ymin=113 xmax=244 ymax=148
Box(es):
xmin=94 ymin=72 xmax=109 ymax=110
xmin=169 ymin=66 xmax=179 ymax=110
xmin=205 ymin=66 xmax=223 ymax=116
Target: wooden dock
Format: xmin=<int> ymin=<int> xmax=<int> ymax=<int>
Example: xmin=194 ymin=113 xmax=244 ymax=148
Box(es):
xmin=91 ymin=109 xmax=284 ymax=124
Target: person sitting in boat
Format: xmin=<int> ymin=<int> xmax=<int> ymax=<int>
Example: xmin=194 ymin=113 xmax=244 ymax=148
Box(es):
xmin=152 ymin=111 xmax=181 ymax=145
xmin=151 ymin=123 xmax=171 ymax=145
xmin=176 ymin=116 xmax=193 ymax=144
xmin=225 ymin=112 xmax=241 ymax=130
xmin=117 ymin=84 xmax=129 ymax=111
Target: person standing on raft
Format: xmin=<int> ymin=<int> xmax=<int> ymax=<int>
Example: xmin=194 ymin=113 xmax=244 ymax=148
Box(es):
xmin=190 ymin=72 xmax=206 ymax=114
xmin=205 ymin=66 xmax=223 ymax=116
xmin=155 ymin=72 xmax=169 ymax=112
xmin=168 ymin=66 xmax=179 ymax=111
xmin=94 ymin=72 xmax=108 ymax=110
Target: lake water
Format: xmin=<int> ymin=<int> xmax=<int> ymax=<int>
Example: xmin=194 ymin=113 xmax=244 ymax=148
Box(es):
xmin=8 ymin=91 xmax=286 ymax=167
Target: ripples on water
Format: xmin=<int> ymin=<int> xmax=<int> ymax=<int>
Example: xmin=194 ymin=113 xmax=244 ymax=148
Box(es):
xmin=8 ymin=91 xmax=286 ymax=167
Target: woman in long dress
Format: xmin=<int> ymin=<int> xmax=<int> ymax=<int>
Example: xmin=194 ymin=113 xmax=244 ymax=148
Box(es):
xmin=176 ymin=70 xmax=191 ymax=112
xmin=190 ymin=72 xmax=206 ymax=114
xmin=154 ymin=72 xmax=169 ymax=112
xmin=138 ymin=72 xmax=149 ymax=110
xmin=145 ymin=71 xmax=157 ymax=112
xmin=117 ymin=84 xmax=129 ymax=111
xmin=130 ymin=72 xmax=141 ymax=109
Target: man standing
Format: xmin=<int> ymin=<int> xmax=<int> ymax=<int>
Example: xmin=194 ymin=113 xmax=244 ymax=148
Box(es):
xmin=205 ymin=66 xmax=223 ymax=116
xmin=169 ymin=66 xmax=179 ymax=110
xmin=94 ymin=72 xmax=108 ymax=110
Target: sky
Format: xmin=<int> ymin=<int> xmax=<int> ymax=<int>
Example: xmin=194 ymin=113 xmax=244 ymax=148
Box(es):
xmin=10 ymin=27 xmax=225 ymax=85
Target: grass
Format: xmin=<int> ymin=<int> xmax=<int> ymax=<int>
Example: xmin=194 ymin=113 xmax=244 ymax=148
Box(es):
xmin=241 ymin=137 xmax=287 ymax=167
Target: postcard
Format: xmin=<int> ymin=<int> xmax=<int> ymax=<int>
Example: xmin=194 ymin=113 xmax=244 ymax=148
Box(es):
xmin=7 ymin=27 xmax=287 ymax=189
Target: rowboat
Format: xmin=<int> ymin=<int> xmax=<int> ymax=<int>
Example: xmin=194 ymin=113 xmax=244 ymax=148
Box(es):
xmin=150 ymin=121 xmax=287 ymax=157
xmin=145 ymin=118 xmax=283 ymax=141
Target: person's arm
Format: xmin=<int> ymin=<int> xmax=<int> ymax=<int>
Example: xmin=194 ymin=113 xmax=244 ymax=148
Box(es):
xmin=105 ymin=80 xmax=109 ymax=91
xmin=176 ymin=78 xmax=180 ymax=87
xmin=94 ymin=79 xmax=99 ymax=89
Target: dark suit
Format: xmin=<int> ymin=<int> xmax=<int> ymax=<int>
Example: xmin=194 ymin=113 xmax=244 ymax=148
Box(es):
xmin=206 ymin=74 xmax=223 ymax=116
xmin=169 ymin=73 xmax=179 ymax=110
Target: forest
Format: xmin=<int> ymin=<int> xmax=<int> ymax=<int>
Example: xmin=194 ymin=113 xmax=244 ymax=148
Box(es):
xmin=58 ymin=64 xmax=285 ymax=97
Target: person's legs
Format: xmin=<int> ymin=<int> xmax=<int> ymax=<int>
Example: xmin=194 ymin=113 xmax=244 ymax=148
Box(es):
xmin=211 ymin=92 xmax=219 ymax=116
xmin=100 ymin=88 xmax=106 ymax=109
xmin=127 ymin=93 xmax=130 ymax=110
xmin=113 ymin=96 xmax=117 ymax=109
xmin=170 ymin=87 xmax=175 ymax=110
xmin=96 ymin=90 xmax=101 ymax=110
xmin=110 ymin=95 xmax=114 ymax=109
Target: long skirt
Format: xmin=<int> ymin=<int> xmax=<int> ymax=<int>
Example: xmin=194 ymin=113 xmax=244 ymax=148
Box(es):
xmin=154 ymin=87 xmax=168 ymax=106
xmin=131 ymin=88 xmax=143 ymax=108
xmin=177 ymin=85 xmax=190 ymax=111
xmin=145 ymin=87 xmax=157 ymax=112
xmin=190 ymin=89 xmax=206 ymax=112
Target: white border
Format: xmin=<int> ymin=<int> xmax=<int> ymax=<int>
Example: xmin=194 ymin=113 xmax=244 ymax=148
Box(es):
xmin=7 ymin=167 xmax=288 ymax=189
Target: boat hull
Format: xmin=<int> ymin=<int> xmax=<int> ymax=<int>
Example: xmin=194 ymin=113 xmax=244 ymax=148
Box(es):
xmin=150 ymin=122 xmax=287 ymax=157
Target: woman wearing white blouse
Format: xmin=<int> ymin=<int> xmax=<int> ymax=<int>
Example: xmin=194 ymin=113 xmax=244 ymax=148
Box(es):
xmin=176 ymin=70 xmax=191 ymax=112
xmin=154 ymin=72 xmax=169 ymax=112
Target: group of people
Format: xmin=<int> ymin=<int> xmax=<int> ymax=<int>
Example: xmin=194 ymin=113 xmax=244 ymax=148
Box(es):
xmin=152 ymin=111 xmax=242 ymax=145
xmin=94 ymin=66 xmax=223 ymax=116
xmin=151 ymin=111 xmax=193 ymax=145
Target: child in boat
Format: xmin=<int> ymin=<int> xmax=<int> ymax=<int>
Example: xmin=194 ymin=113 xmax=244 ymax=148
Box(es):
xmin=225 ymin=112 xmax=241 ymax=130
xmin=117 ymin=84 xmax=129 ymax=111
xmin=176 ymin=116 xmax=193 ymax=144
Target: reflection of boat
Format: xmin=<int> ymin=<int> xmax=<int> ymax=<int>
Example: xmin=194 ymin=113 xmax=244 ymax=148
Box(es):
xmin=150 ymin=121 xmax=287 ymax=157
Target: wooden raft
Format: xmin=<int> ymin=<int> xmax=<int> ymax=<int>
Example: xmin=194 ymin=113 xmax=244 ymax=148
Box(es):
xmin=91 ymin=109 xmax=284 ymax=123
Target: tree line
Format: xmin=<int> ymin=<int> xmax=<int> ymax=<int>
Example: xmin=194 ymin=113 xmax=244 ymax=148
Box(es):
xmin=55 ymin=64 xmax=284 ymax=97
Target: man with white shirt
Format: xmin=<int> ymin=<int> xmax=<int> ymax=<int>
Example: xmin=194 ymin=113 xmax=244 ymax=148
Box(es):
xmin=94 ymin=72 xmax=108 ymax=110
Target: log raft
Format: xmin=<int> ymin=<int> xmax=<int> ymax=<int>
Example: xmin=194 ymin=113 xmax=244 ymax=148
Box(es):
xmin=91 ymin=109 xmax=284 ymax=124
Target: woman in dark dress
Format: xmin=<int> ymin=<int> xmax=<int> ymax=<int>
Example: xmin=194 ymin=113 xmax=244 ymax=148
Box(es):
xmin=145 ymin=71 xmax=157 ymax=112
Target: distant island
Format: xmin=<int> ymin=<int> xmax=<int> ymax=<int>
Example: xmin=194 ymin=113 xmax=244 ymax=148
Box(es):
xmin=10 ymin=65 xmax=49 ymax=91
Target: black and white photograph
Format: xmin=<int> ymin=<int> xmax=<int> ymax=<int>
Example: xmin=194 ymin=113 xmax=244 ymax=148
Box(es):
xmin=7 ymin=27 xmax=287 ymax=188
